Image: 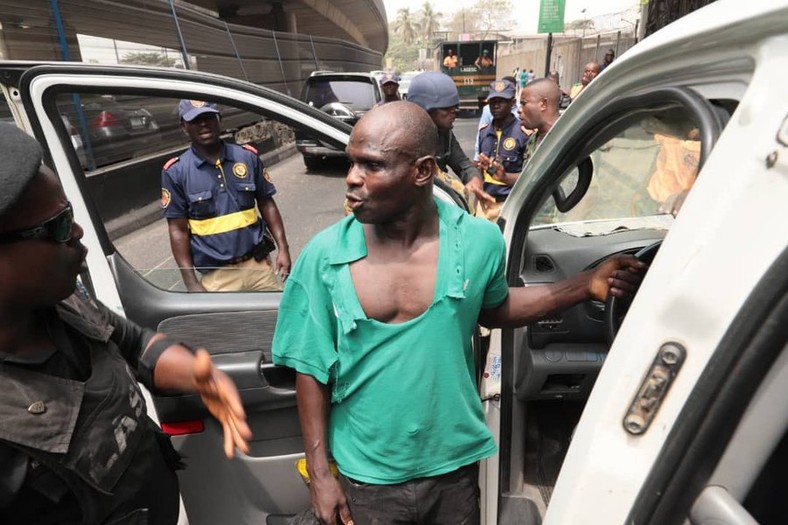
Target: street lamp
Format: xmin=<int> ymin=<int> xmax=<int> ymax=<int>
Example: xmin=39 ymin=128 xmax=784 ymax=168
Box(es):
xmin=581 ymin=8 xmax=587 ymax=38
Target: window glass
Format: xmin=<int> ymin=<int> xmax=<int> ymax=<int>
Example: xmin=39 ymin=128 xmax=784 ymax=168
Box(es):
xmin=52 ymin=90 xmax=344 ymax=293
xmin=304 ymin=79 xmax=376 ymax=111
xmin=533 ymin=114 xmax=701 ymax=230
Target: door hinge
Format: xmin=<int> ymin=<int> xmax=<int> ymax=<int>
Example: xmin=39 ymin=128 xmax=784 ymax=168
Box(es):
xmin=623 ymin=342 xmax=686 ymax=435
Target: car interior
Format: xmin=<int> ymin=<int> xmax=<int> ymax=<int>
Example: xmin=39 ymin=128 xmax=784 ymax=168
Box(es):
xmin=492 ymin=87 xmax=735 ymax=520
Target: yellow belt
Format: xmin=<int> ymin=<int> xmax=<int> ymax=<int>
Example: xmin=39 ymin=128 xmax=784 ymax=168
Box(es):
xmin=188 ymin=208 xmax=258 ymax=236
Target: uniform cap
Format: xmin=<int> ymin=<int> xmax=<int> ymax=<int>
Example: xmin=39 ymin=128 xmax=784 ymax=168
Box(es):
xmin=487 ymin=79 xmax=516 ymax=100
xmin=380 ymin=73 xmax=400 ymax=85
xmin=406 ymin=72 xmax=460 ymax=111
xmin=0 ymin=123 xmax=43 ymax=216
xmin=179 ymin=99 xmax=220 ymax=122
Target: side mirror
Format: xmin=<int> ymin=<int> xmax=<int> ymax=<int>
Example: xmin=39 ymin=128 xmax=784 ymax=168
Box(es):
xmin=552 ymin=156 xmax=593 ymax=213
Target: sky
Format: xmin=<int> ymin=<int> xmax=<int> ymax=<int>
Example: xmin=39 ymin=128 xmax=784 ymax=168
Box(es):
xmin=383 ymin=0 xmax=640 ymax=34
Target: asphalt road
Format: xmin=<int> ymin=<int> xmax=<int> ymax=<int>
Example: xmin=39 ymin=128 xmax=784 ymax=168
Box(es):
xmin=115 ymin=114 xmax=480 ymax=290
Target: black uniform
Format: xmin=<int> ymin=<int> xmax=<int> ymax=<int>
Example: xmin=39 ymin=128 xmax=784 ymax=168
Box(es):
xmin=0 ymin=291 xmax=181 ymax=524
xmin=435 ymin=129 xmax=482 ymax=185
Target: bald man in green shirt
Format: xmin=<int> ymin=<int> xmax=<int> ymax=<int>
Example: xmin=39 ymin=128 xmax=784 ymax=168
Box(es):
xmin=272 ymin=101 xmax=644 ymax=525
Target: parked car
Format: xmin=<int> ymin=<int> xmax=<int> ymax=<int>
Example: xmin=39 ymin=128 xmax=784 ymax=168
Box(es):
xmin=295 ymin=71 xmax=381 ymax=170
xmin=56 ymin=93 xmax=161 ymax=169
xmin=397 ymin=70 xmax=420 ymax=100
xmin=2 ymin=2 xmax=787 ymax=522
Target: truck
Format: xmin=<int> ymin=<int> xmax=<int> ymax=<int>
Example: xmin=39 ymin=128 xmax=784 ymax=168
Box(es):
xmin=435 ymin=40 xmax=497 ymax=112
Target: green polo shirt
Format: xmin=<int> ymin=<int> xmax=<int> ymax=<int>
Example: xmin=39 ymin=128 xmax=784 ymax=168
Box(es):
xmin=272 ymin=198 xmax=509 ymax=484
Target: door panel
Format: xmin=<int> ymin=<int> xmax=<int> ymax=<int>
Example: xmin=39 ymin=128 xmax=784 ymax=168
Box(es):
xmin=489 ymin=87 xmax=726 ymax=521
xmin=12 ymin=64 xmax=354 ymax=523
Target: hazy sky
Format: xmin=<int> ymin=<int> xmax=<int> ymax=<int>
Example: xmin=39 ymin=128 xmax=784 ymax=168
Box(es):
xmin=383 ymin=0 xmax=640 ymax=33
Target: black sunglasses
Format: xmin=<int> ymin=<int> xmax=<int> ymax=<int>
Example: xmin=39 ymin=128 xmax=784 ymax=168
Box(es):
xmin=0 ymin=203 xmax=74 ymax=244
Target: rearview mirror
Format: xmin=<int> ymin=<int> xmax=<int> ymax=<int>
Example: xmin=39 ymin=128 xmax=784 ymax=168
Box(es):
xmin=552 ymin=156 xmax=593 ymax=213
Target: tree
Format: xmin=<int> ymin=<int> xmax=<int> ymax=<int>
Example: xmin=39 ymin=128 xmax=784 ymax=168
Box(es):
xmin=418 ymin=2 xmax=442 ymax=45
xmin=120 ymin=52 xmax=180 ymax=68
xmin=393 ymin=8 xmax=418 ymax=45
xmin=446 ymin=8 xmax=478 ymax=37
xmin=472 ymin=0 xmax=514 ymax=39
xmin=566 ymin=19 xmax=595 ymax=32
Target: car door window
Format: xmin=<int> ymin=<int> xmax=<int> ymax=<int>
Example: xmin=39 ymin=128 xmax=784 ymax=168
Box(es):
xmin=51 ymin=89 xmax=346 ymax=293
xmin=533 ymin=113 xmax=701 ymax=229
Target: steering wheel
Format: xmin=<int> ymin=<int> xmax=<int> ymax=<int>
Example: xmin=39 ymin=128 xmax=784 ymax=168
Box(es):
xmin=605 ymin=240 xmax=662 ymax=343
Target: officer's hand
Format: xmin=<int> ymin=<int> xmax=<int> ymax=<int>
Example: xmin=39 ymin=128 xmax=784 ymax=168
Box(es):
xmin=489 ymin=160 xmax=507 ymax=182
xmin=185 ymin=281 xmax=207 ymax=293
xmin=465 ymin=177 xmax=495 ymax=204
xmin=275 ymin=249 xmax=292 ymax=283
xmin=477 ymin=153 xmax=494 ymax=172
xmin=192 ymin=349 xmax=253 ymax=458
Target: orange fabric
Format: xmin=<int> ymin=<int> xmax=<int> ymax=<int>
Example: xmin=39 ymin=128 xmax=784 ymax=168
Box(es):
xmin=647 ymin=133 xmax=700 ymax=203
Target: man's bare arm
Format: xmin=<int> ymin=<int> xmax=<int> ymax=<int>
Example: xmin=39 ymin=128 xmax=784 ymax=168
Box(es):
xmin=479 ymin=255 xmax=646 ymax=328
xmin=166 ymin=218 xmax=205 ymax=292
xmin=297 ymin=373 xmax=353 ymax=525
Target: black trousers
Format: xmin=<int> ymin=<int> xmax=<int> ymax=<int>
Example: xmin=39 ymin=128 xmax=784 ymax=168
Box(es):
xmin=339 ymin=463 xmax=480 ymax=525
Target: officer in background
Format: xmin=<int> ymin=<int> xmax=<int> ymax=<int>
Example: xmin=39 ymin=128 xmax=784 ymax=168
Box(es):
xmin=0 ymin=123 xmax=251 ymax=524
xmin=376 ymin=73 xmax=401 ymax=106
xmin=407 ymin=71 xmax=495 ymax=209
xmin=162 ymin=100 xmax=291 ymax=292
xmin=476 ymin=79 xmax=530 ymax=221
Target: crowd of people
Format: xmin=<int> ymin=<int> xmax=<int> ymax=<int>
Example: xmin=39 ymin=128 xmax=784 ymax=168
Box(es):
xmin=0 ymin=44 xmax=644 ymax=525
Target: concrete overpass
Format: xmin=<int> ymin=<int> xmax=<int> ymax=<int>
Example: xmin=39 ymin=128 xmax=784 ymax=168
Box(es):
xmin=0 ymin=0 xmax=388 ymax=66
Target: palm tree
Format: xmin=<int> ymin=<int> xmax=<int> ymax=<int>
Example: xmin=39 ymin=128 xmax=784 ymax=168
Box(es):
xmin=394 ymin=8 xmax=418 ymax=45
xmin=418 ymin=2 xmax=442 ymax=44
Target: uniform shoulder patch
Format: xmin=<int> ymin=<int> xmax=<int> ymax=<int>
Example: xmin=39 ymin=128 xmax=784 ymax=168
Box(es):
xmin=163 ymin=157 xmax=179 ymax=170
xmin=242 ymin=144 xmax=259 ymax=155
xmin=479 ymin=122 xmax=490 ymax=131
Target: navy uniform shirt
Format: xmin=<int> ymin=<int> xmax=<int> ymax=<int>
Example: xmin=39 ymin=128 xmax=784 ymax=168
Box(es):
xmin=478 ymin=115 xmax=530 ymax=200
xmin=161 ymin=142 xmax=276 ymax=270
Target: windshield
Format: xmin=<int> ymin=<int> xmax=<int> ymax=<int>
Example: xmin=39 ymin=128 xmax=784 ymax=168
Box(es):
xmin=533 ymin=114 xmax=701 ymax=234
xmin=305 ymin=79 xmax=376 ymax=111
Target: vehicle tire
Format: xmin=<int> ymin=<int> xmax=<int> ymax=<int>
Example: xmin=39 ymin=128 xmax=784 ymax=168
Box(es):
xmin=303 ymin=154 xmax=321 ymax=172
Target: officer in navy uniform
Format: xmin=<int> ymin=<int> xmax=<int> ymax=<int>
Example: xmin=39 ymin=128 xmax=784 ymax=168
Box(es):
xmin=162 ymin=100 xmax=291 ymax=292
xmin=0 ymin=123 xmax=251 ymax=524
xmin=376 ymin=73 xmax=401 ymax=106
xmin=476 ymin=79 xmax=531 ymax=220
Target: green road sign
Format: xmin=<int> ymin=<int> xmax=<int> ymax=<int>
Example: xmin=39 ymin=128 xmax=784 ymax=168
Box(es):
xmin=538 ymin=0 xmax=566 ymax=34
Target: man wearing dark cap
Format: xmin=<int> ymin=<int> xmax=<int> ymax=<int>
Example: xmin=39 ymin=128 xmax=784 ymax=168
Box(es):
xmin=0 ymin=123 xmax=251 ymax=523
xmin=474 ymin=49 xmax=494 ymax=71
xmin=407 ymin=71 xmax=495 ymax=208
xmin=476 ymin=78 xmax=531 ymax=220
xmin=161 ymin=100 xmax=291 ymax=292
xmin=376 ymin=73 xmax=401 ymax=106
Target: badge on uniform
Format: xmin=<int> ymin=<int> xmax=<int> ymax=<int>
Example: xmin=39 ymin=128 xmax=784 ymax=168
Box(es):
xmin=189 ymin=100 xmax=206 ymax=108
xmin=232 ymin=162 xmax=248 ymax=179
xmin=494 ymin=81 xmax=506 ymax=92
xmin=263 ymin=168 xmax=273 ymax=182
xmin=161 ymin=188 xmax=171 ymax=208
xmin=503 ymin=137 xmax=517 ymax=151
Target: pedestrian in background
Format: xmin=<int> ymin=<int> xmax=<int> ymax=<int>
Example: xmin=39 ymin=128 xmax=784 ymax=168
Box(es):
xmin=376 ymin=73 xmax=401 ymax=106
xmin=569 ymin=62 xmax=601 ymax=100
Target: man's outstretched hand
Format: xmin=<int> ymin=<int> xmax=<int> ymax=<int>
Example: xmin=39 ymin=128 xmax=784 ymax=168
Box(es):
xmin=589 ymin=254 xmax=648 ymax=302
xmin=192 ymin=349 xmax=253 ymax=458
